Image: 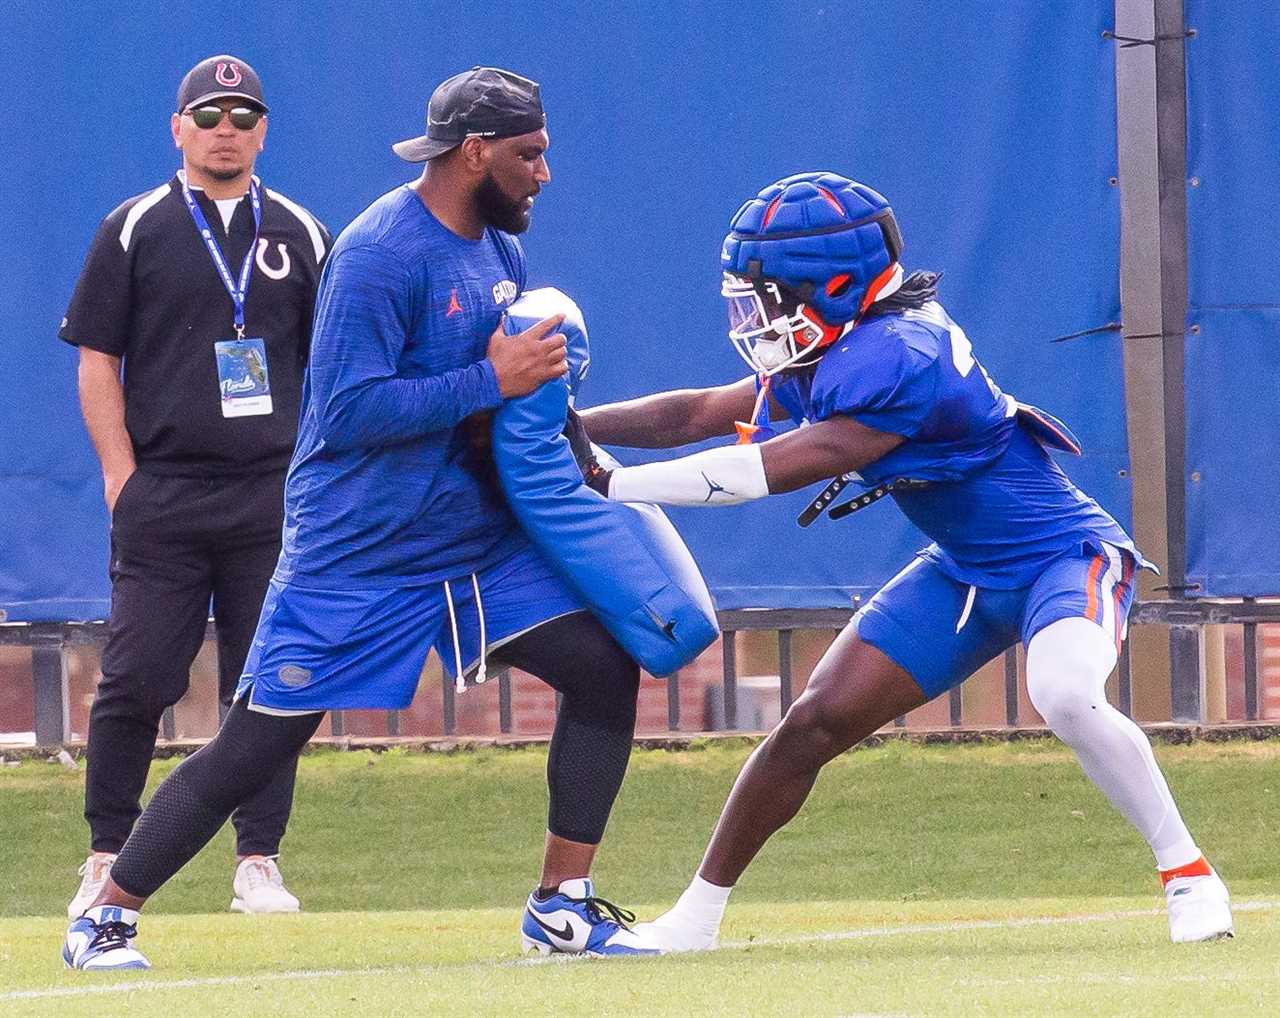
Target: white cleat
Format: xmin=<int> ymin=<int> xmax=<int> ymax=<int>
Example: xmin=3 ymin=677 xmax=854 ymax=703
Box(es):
xmin=67 ymin=853 xmax=117 ymax=920
xmin=632 ymin=909 xmax=720 ymax=954
xmin=230 ymin=856 xmax=301 ymax=914
xmin=62 ymin=905 xmax=150 ymax=970
xmin=1165 ymin=865 xmax=1234 ymax=943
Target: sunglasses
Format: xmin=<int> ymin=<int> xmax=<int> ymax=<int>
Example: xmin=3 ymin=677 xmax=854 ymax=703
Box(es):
xmin=185 ymin=105 xmax=262 ymax=130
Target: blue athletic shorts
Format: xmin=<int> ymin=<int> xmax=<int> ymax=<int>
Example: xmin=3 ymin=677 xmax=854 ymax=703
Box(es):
xmin=237 ymin=545 xmax=585 ymax=713
xmin=855 ymin=542 xmax=1137 ymax=700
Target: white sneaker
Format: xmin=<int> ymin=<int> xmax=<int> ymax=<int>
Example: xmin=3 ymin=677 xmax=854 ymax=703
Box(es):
xmin=632 ymin=908 xmax=720 ymax=953
xmin=230 ymin=856 xmax=301 ymax=914
xmin=67 ymin=853 xmax=117 ymax=919
xmin=1164 ymin=862 xmax=1233 ymax=943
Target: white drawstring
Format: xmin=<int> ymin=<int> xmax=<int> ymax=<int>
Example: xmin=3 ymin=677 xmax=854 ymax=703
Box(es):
xmin=471 ymin=573 xmax=487 ymax=685
xmin=955 ymin=584 xmax=977 ymax=634
xmin=443 ymin=574 xmax=488 ymax=693
xmin=443 ymin=579 xmax=465 ymax=693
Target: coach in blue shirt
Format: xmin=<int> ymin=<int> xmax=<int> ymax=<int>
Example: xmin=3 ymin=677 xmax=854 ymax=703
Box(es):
xmin=63 ymin=66 xmax=657 ymax=972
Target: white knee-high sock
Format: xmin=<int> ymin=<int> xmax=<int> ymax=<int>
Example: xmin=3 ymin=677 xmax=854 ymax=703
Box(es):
xmin=1026 ymin=617 xmax=1200 ymax=871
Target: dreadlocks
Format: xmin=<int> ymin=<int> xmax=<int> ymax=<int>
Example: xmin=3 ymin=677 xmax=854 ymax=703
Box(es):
xmin=868 ymin=270 xmax=941 ymax=315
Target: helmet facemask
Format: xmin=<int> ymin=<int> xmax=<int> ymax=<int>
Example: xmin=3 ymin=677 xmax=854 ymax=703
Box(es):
xmin=723 ymin=272 xmax=849 ymax=377
xmin=721 ymin=172 xmax=910 ymax=376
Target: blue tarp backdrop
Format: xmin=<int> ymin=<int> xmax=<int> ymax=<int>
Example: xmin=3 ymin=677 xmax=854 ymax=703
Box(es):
xmin=1183 ymin=1 xmax=1280 ymax=597
xmin=2 ymin=1 xmax=1130 ymax=621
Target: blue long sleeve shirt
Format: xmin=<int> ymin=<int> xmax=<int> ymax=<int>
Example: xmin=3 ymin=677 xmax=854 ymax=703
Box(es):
xmin=276 ymin=186 xmax=529 ymax=584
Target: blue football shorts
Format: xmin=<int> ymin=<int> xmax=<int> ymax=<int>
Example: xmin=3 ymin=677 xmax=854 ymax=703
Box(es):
xmin=855 ymin=541 xmax=1137 ymax=700
xmin=237 ymin=544 xmax=586 ymax=713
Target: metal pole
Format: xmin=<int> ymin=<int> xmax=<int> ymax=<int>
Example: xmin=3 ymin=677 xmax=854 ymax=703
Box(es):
xmin=214 ymin=636 xmax=229 ymax=724
xmin=1168 ymin=627 xmax=1203 ymax=721
xmin=1153 ymin=0 xmax=1202 ymax=722
xmin=1242 ymin=610 xmax=1259 ymax=722
xmin=31 ymin=640 xmax=69 ymax=746
xmin=666 ymin=670 xmax=681 ymax=731
xmin=442 ymin=677 xmax=456 ymax=736
xmin=777 ymin=629 xmax=794 ymax=715
xmin=1115 ymin=0 xmax=1175 ymax=722
xmin=722 ymin=632 xmax=738 ymax=731
xmin=498 ymin=669 xmax=512 ymax=734
xmin=1118 ymin=638 xmax=1133 ymax=718
xmin=1003 ymin=647 xmax=1019 ymax=726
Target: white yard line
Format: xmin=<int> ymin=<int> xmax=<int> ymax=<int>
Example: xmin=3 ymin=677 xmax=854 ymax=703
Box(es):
xmin=958 ymin=971 xmax=1280 ymax=989
xmin=719 ymin=899 xmax=1276 ymax=949
xmin=6 ymin=900 xmax=1276 ymax=1002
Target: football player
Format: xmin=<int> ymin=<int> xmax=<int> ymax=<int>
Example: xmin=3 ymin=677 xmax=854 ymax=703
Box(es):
xmin=574 ymin=172 xmax=1233 ymax=948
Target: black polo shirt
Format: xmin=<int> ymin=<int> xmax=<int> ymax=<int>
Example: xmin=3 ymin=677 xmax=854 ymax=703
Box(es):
xmin=60 ymin=174 xmax=330 ymax=476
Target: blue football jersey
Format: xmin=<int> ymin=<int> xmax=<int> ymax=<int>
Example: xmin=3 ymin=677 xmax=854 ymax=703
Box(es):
xmin=771 ymin=301 xmax=1144 ymax=588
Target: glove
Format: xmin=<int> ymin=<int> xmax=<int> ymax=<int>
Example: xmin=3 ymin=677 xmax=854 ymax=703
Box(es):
xmin=563 ymin=407 xmax=612 ymax=496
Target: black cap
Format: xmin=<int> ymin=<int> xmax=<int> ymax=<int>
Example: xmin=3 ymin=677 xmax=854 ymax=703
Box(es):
xmin=177 ymin=55 xmax=268 ymax=113
xmin=392 ymin=66 xmax=544 ymax=162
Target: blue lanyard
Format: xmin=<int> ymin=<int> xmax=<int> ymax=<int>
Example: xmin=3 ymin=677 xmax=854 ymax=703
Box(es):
xmin=181 ymin=177 xmax=262 ymax=339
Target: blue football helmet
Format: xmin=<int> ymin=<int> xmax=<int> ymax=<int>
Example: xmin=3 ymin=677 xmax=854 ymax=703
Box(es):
xmin=721 ymin=172 xmax=904 ymax=375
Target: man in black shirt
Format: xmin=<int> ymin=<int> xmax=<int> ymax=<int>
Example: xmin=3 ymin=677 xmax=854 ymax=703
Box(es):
xmin=59 ymin=54 xmax=330 ymax=918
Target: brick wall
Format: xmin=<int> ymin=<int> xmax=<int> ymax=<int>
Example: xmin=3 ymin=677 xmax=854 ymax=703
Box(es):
xmin=1261 ymin=625 xmax=1280 ymax=720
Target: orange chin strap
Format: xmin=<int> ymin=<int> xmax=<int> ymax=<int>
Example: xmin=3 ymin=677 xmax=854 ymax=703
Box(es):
xmin=799 ymin=307 xmax=845 ymax=351
xmin=794 ymin=260 xmax=903 ymax=361
xmin=735 ymin=375 xmax=773 ymax=445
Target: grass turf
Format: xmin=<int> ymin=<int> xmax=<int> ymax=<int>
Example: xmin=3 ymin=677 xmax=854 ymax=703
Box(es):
xmin=2 ymin=738 xmax=1278 ymax=1015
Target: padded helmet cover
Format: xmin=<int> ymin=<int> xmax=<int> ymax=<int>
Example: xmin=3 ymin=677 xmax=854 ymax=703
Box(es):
xmin=721 ymin=171 xmax=902 ymax=326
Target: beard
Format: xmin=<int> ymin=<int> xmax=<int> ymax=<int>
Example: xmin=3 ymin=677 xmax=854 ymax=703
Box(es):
xmin=476 ymin=173 xmax=531 ymax=234
xmin=194 ymin=157 xmax=247 ymax=182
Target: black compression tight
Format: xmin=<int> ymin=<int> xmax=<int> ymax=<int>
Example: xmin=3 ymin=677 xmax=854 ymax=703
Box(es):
xmin=110 ymin=700 xmax=323 ymax=899
xmin=493 ymin=611 xmax=640 ymax=844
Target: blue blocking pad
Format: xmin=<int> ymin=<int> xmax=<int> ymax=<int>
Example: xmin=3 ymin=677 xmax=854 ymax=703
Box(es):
xmin=493 ymin=289 xmax=719 ymax=676
xmin=499 ymin=286 xmax=592 ymax=400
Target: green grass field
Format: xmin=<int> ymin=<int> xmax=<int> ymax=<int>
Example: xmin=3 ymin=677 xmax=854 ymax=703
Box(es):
xmin=2 ymin=738 xmax=1278 ymax=1016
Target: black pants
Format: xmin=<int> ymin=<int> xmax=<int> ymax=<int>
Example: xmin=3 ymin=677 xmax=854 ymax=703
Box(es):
xmin=85 ymin=468 xmax=297 ymax=857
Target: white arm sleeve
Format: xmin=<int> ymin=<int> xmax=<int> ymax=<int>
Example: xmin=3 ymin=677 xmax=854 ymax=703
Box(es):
xmin=608 ymin=443 xmax=770 ymax=506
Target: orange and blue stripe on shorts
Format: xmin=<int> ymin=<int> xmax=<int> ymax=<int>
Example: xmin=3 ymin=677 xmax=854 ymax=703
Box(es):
xmin=1016 ymin=543 xmax=1140 ymax=652
xmin=853 ymin=543 xmax=1143 ymax=699
xmin=1081 ymin=547 xmax=1137 ymax=652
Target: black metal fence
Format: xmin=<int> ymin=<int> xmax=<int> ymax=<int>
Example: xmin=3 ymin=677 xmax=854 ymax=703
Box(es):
xmin=4 ymin=598 xmax=1279 ymax=748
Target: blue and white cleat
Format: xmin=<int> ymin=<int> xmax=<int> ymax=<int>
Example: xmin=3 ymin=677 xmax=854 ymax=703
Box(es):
xmin=521 ymin=878 xmax=659 ymax=957
xmin=62 ymin=905 xmax=150 ymax=970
